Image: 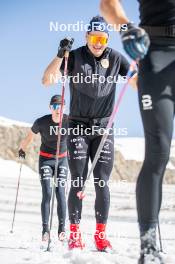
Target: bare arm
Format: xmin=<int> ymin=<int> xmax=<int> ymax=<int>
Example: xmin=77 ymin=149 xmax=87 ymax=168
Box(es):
xmin=20 ymin=130 xmax=35 ymax=151
xmin=129 ymin=73 xmax=138 ymax=90
xmin=42 ymin=56 xmax=63 ymax=86
xmin=100 ymin=0 xmax=129 ymax=26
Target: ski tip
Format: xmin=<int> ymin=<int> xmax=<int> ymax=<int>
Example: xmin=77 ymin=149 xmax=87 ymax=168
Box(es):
xmin=77 ymin=191 xmax=85 ymax=200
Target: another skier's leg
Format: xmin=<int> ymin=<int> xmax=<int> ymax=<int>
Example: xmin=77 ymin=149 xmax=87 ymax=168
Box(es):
xmin=55 ymin=157 xmax=68 ymax=240
xmin=137 ymin=48 xmax=175 ymax=263
xmin=67 ymin=126 xmax=90 ymax=249
xmin=39 ymin=157 xmax=53 ymax=240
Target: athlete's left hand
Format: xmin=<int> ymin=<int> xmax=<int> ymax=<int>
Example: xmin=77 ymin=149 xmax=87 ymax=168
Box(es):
xmin=18 ymin=148 xmax=26 ymax=159
xmin=121 ymin=23 xmax=150 ymax=60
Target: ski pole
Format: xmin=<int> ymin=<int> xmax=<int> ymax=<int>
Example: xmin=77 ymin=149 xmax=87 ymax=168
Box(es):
xmin=77 ymin=60 xmax=137 ymax=200
xmin=46 ymin=50 xmax=70 ymax=251
xmin=66 ymin=170 xmax=70 ymax=197
xmin=10 ymin=161 xmax=23 ymax=233
xmin=158 ymin=218 xmax=163 ymax=252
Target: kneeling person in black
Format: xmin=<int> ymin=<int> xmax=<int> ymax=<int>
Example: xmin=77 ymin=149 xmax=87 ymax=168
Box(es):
xmin=19 ymin=95 xmax=68 ymax=241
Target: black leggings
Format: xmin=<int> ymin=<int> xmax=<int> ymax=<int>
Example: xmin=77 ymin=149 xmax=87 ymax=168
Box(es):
xmin=137 ymin=39 xmax=175 ymax=232
xmin=67 ymin=122 xmax=114 ymax=224
xmin=39 ymin=156 xmax=68 ymax=233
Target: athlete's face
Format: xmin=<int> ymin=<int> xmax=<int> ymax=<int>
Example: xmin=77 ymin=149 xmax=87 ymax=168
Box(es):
xmin=86 ymin=31 xmax=108 ymax=57
xmin=50 ymin=104 xmax=65 ymax=122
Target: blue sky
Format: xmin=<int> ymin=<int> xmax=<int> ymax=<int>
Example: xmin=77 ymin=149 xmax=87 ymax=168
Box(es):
xmin=1 ymin=0 xmax=148 ymax=136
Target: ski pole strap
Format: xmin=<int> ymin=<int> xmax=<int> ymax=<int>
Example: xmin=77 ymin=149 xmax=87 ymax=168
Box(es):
xmin=127 ymin=60 xmax=137 ymax=79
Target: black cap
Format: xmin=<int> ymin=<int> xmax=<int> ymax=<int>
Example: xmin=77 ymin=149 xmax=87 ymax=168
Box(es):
xmin=87 ymin=15 xmax=109 ymax=35
xmin=50 ymin=95 xmax=65 ymax=105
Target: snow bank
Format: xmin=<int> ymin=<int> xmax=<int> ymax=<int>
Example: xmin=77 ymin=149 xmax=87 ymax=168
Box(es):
xmin=0 ymin=116 xmax=31 ymax=127
xmin=115 ymin=137 xmax=175 ymax=170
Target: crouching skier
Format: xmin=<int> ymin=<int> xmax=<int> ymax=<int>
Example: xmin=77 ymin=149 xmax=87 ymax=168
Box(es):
xmin=42 ymin=16 xmax=137 ymax=251
xmin=19 ymin=95 xmax=69 ymax=242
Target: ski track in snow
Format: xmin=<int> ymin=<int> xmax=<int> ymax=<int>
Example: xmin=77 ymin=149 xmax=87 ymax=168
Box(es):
xmin=0 ymin=158 xmax=175 ymax=264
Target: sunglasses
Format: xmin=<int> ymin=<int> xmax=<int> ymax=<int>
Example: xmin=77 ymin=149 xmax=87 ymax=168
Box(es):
xmin=88 ymin=35 xmax=108 ymax=45
xmin=50 ymin=103 xmax=61 ymax=110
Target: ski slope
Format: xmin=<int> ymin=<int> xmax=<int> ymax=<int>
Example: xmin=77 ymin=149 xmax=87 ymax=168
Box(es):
xmin=0 ymin=158 xmax=175 ymax=263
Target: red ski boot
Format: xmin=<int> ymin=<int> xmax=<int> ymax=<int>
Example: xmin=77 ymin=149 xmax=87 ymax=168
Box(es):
xmin=68 ymin=224 xmax=85 ymax=250
xmin=94 ymin=223 xmax=112 ymax=252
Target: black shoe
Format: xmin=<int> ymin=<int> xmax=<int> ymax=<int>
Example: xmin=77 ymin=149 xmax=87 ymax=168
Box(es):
xmin=58 ymin=231 xmax=66 ymax=241
xmin=138 ymin=246 xmax=164 ymax=264
xmin=42 ymin=231 xmax=50 ymax=242
xmin=138 ymin=228 xmax=164 ymax=264
xmin=58 ymin=225 xmax=66 ymax=241
xmin=42 ymin=223 xmax=50 ymax=241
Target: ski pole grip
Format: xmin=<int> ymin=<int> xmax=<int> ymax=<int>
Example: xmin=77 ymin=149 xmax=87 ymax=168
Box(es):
xmin=64 ymin=37 xmax=74 ymax=58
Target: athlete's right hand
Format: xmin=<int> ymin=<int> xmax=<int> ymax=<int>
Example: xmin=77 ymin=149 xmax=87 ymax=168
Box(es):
xmin=18 ymin=148 xmax=26 ymax=159
xmin=57 ymin=37 xmax=74 ymax=58
xmin=121 ymin=23 xmax=150 ymax=61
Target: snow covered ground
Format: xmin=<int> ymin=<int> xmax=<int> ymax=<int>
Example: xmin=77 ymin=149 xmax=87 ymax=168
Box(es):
xmin=115 ymin=137 xmax=175 ymax=170
xmin=0 ymin=158 xmax=175 ymax=263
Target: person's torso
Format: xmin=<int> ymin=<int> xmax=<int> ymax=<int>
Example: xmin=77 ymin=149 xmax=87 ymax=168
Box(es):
xmin=69 ymin=46 xmax=122 ymax=118
xmin=38 ymin=114 xmax=68 ymax=154
xmin=138 ymin=0 xmax=175 ymax=26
